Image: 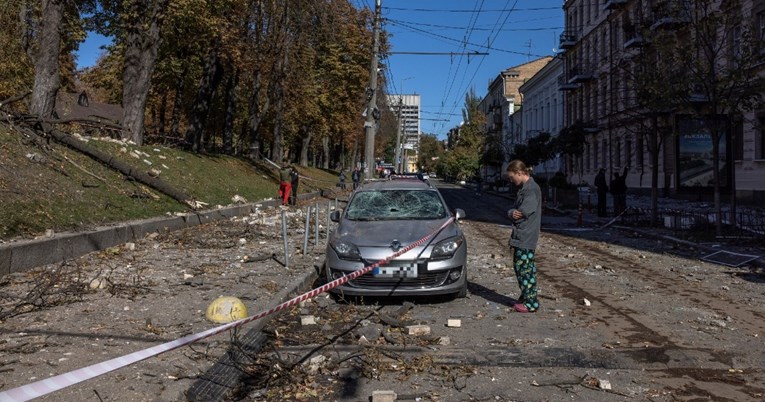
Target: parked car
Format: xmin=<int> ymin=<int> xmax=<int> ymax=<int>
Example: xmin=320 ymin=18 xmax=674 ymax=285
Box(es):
xmin=325 ymin=178 xmax=468 ymax=298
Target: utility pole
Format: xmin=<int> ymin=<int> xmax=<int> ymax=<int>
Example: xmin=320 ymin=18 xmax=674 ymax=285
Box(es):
xmin=363 ymin=0 xmax=381 ymax=180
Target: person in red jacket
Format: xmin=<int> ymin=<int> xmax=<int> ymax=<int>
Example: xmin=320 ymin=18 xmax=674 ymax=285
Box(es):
xmin=277 ymin=162 xmax=292 ymax=206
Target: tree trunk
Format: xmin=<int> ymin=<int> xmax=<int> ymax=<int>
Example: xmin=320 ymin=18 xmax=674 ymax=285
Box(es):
xmin=158 ymin=92 xmax=167 ymax=141
xmin=121 ymin=0 xmax=170 ymax=146
xmin=269 ymin=2 xmax=291 ymax=162
xmin=169 ymin=67 xmax=186 ymax=142
xmin=222 ymin=69 xmax=238 ymax=155
xmin=300 ymin=126 xmax=312 ymax=167
xmin=184 ymin=44 xmax=223 ymax=152
xmin=246 ymin=68 xmax=268 ymax=159
xmin=29 ymin=0 xmax=64 ymax=119
xmin=36 ymin=123 xmax=192 ymax=206
xmin=650 ymin=118 xmax=660 ymax=227
xmin=322 ymin=136 xmax=330 ymax=169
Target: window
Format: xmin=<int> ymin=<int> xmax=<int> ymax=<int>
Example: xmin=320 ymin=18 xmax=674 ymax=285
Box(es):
xmin=759 ymin=12 xmax=765 ymax=54
xmin=731 ymin=24 xmax=742 ymax=65
xmin=593 ymin=141 xmax=598 ymax=170
xmin=636 ymin=133 xmax=644 ymax=168
xmin=602 ymin=139 xmax=608 ymax=169
xmin=587 ymin=142 xmax=592 ymax=171
xmin=615 ymin=138 xmax=622 ymax=167
xmin=625 ymin=139 xmax=632 ymax=168
xmin=757 ymin=117 xmax=765 ymax=160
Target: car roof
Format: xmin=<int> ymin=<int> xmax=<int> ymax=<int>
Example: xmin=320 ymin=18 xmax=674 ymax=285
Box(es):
xmin=358 ymin=179 xmax=433 ymax=191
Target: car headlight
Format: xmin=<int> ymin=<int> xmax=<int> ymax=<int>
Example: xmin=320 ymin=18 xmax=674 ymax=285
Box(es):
xmin=330 ymin=239 xmax=361 ymax=260
xmin=431 ymin=236 xmax=464 ymax=260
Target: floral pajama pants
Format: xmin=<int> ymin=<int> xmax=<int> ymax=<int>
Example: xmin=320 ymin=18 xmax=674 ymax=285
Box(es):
xmin=513 ymin=247 xmax=540 ymax=312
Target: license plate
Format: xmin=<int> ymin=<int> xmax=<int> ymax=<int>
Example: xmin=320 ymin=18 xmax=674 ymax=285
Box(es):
xmin=373 ymin=263 xmax=417 ymax=278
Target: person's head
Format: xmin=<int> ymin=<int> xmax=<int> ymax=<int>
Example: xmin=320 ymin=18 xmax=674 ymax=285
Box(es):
xmin=506 ymin=160 xmax=532 ymax=186
xmin=599 ymin=168 xmax=605 ymax=174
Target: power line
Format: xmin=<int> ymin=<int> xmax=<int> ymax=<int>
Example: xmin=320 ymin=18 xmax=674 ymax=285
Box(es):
xmin=383 ymin=6 xmax=560 ymax=12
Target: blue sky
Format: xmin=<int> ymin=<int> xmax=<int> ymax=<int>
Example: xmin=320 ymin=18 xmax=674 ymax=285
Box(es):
xmin=75 ymin=1 xmax=565 ymax=140
xmin=374 ymin=0 xmax=564 ymax=138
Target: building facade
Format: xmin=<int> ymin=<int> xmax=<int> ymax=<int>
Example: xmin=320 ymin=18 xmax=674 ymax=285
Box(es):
xmin=387 ymin=94 xmax=421 ymax=173
xmin=518 ymin=56 xmax=565 ymax=180
xmin=478 ymin=57 xmax=553 ymax=180
xmin=559 ymin=0 xmax=765 ymax=201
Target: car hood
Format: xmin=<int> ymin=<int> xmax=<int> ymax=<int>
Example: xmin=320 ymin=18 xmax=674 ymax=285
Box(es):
xmin=334 ymin=217 xmax=459 ymax=248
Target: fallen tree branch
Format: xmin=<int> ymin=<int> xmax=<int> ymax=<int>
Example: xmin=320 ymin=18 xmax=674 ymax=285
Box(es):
xmin=0 ymin=92 xmax=31 ymax=109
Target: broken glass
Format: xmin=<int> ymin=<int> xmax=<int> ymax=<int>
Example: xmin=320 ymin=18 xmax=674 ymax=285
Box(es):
xmin=345 ymin=190 xmax=446 ymax=220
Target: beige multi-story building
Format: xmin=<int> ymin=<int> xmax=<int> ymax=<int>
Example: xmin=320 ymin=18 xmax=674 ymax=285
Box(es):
xmin=559 ymin=0 xmax=765 ymax=201
xmin=479 ymin=57 xmax=553 ymax=179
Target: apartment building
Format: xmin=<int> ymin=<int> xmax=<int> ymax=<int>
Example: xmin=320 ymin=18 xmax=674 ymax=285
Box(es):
xmin=387 ymin=94 xmax=421 ymax=173
xmin=559 ymin=0 xmax=765 ymax=201
xmin=518 ymin=56 xmax=565 ymax=180
xmin=478 ymin=57 xmax=553 ymax=179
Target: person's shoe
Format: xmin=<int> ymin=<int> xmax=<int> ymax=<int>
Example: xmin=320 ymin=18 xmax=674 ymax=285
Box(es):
xmin=513 ymin=303 xmax=530 ymax=313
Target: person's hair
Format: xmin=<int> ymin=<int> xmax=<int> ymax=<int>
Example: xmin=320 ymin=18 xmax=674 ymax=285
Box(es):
xmin=507 ymin=159 xmax=532 ymax=175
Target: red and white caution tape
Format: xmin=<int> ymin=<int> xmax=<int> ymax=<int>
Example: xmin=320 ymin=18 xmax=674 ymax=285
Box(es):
xmin=0 ymin=217 xmax=454 ymax=402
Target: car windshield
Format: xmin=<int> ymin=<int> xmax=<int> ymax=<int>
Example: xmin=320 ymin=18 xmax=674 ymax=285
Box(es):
xmin=345 ymin=189 xmax=447 ymax=220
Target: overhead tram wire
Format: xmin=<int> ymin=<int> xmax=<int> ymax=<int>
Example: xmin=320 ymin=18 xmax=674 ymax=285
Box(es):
xmin=382 ymin=6 xmax=560 ymax=12
xmin=445 ymin=0 xmax=522 ymax=127
xmin=384 ymin=18 xmax=562 ymax=32
xmin=435 ymin=0 xmax=485 ymax=134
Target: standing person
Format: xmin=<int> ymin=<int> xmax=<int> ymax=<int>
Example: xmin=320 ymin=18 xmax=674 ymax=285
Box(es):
xmin=352 ymin=167 xmax=361 ymax=190
xmin=278 ymin=162 xmax=292 ymax=206
xmin=338 ymin=170 xmax=346 ymax=190
xmin=506 ymin=160 xmax=542 ymax=313
xmin=594 ymin=168 xmax=608 ymax=217
xmin=614 ymin=166 xmax=629 ymax=215
xmin=289 ymin=165 xmax=300 ymax=206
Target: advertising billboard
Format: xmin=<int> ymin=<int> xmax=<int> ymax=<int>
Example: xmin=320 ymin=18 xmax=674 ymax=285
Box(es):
xmin=676 ymin=116 xmax=728 ymax=189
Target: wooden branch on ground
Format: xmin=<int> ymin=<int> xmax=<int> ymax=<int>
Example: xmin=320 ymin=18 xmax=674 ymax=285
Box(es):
xmin=0 ymin=92 xmax=31 ymax=109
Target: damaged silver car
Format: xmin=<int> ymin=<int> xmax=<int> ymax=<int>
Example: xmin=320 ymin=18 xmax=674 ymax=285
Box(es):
xmin=325 ymin=178 xmax=467 ymax=298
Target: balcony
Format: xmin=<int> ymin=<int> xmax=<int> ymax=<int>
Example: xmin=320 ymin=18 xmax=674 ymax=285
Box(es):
xmin=650 ymin=1 xmax=688 ymax=30
xmin=623 ymin=25 xmax=645 ymax=49
xmin=568 ymin=64 xmax=594 ymax=83
xmin=558 ymin=75 xmax=580 ymax=91
xmin=559 ymin=31 xmax=577 ymax=49
xmin=603 ymin=0 xmax=627 ymax=11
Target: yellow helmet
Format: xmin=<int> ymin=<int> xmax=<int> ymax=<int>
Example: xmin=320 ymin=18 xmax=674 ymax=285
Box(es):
xmin=205 ymin=296 xmax=248 ymax=323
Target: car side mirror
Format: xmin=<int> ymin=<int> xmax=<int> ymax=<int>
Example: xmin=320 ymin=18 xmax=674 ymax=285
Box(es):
xmin=454 ymin=208 xmax=465 ymax=220
xmin=330 ymin=210 xmax=341 ymax=222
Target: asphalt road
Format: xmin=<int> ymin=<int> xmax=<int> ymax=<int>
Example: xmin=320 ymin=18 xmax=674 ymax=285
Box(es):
xmin=234 ymin=181 xmax=765 ymax=401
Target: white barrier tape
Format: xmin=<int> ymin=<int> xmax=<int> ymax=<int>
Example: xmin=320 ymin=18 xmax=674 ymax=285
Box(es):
xmin=0 ymin=217 xmax=454 ymax=402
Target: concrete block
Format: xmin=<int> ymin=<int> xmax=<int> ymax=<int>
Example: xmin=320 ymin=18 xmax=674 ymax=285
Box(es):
xmin=59 ymin=232 xmax=100 ymax=260
xmin=371 ymin=390 xmax=397 ymax=402
xmin=197 ymin=210 xmax=223 ymax=225
xmin=406 ymin=324 xmax=430 ymax=336
xmin=132 ymin=216 xmax=187 ymax=238
xmin=85 ymin=225 xmax=132 ymax=251
xmin=10 ymin=238 xmax=63 ymax=273
xmin=447 ymin=318 xmax=461 ymax=327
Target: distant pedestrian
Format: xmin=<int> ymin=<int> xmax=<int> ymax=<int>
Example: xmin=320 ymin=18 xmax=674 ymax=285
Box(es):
xmin=338 ymin=170 xmax=346 ymax=190
xmin=352 ymin=167 xmax=361 ymax=190
xmin=505 ymin=160 xmax=542 ymax=313
xmin=289 ymin=166 xmax=300 ymax=205
xmin=278 ymin=162 xmax=292 ymax=206
xmin=594 ymin=168 xmax=608 ymax=217
xmin=610 ymin=167 xmax=628 ymax=215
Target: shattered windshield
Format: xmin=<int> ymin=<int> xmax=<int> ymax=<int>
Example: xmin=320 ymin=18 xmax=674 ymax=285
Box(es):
xmin=345 ymin=190 xmax=447 ymax=220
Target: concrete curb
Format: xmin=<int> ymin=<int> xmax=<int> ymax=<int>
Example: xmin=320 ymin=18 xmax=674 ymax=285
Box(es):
xmin=0 ymin=192 xmax=330 ymax=276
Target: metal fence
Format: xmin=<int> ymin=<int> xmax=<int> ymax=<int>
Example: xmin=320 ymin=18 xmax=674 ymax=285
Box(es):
xmin=619 ymin=206 xmax=765 ymax=244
